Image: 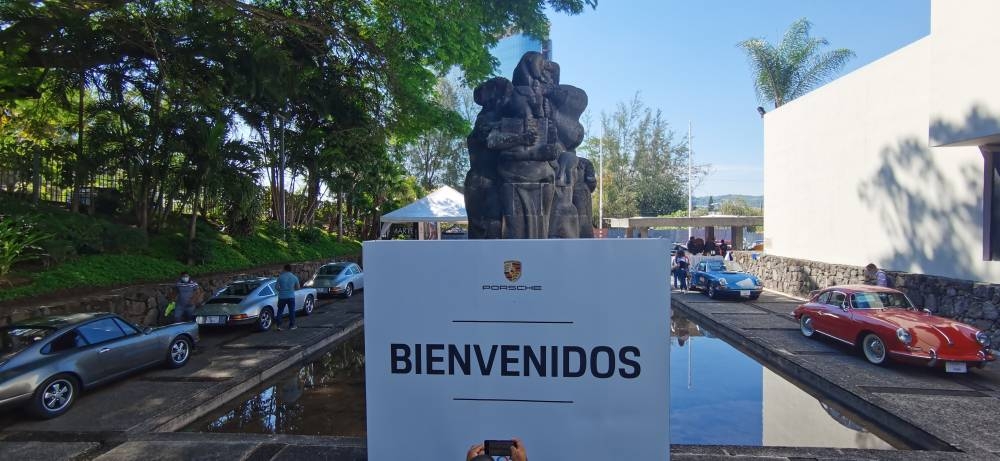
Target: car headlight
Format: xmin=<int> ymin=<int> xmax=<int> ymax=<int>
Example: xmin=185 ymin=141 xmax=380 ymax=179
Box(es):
xmin=718 ymin=279 xmax=727 ymax=286
xmin=976 ymin=331 xmax=991 ymax=347
xmin=896 ymin=328 xmax=913 ymax=345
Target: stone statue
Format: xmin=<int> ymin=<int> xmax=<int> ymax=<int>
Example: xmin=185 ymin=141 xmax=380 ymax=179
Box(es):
xmin=465 ymin=52 xmax=594 ymax=239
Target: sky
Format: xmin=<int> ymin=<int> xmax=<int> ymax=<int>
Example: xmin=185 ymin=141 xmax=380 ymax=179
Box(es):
xmin=544 ymin=0 xmax=931 ymax=197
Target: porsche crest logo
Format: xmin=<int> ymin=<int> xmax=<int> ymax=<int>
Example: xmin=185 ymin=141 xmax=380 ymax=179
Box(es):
xmin=504 ymin=260 xmax=522 ymax=282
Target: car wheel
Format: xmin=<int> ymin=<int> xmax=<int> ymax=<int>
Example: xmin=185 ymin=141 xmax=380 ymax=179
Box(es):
xmin=343 ymin=283 xmax=354 ymax=299
xmin=28 ymin=374 xmax=78 ymax=419
xmin=302 ymin=295 xmax=315 ymax=316
xmin=257 ymin=307 xmax=274 ymax=332
xmin=861 ymin=333 xmax=888 ymax=365
xmin=708 ymin=285 xmax=718 ymax=299
xmin=799 ymin=315 xmax=815 ymax=338
xmin=165 ymin=336 xmax=192 ymax=368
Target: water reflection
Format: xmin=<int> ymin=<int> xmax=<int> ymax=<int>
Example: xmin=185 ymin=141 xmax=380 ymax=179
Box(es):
xmin=669 ymin=310 xmax=895 ymax=449
xmin=192 ymin=333 xmax=366 ymax=436
xmin=189 ymin=314 xmax=898 ymax=449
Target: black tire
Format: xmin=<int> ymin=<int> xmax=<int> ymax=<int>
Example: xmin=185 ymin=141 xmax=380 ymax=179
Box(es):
xmin=708 ymin=285 xmax=718 ymax=299
xmin=257 ymin=307 xmax=274 ymax=332
xmin=799 ymin=315 xmax=816 ymax=338
xmin=165 ymin=336 xmax=192 ymax=368
xmin=343 ymin=283 xmax=354 ymax=299
xmin=28 ymin=374 xmax=79 ymax=419
xmin=861 ymin=333 xmax=888 ymax=365
xmin=301 ymin=295 xmax=315 ymax=316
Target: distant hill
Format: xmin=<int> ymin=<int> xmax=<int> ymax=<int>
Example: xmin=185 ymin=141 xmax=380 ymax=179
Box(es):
xmin=693 ymin=195 xmax=763 ymax=209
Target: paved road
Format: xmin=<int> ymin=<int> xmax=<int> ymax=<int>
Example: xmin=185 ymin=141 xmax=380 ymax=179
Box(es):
xmin=0 ymin=293 xmax=364 ymax=459
xmin=671 ymin=288 xmax=1000 ymax=460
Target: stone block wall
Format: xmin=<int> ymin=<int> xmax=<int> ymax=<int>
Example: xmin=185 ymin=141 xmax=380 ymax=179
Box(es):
xmin=732 ymin=252 xmax=1000 ymax=346
xmin=0 ymin=255 xmax=361 ymax=327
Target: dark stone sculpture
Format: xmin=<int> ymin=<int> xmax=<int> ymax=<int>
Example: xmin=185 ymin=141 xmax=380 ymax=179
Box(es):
xmin=465 ymin=52 xmax=594 ymax=239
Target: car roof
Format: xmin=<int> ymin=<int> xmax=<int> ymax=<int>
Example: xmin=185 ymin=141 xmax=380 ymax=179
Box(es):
xmin=230 ymin=277 xmax=273 ymax=284
xmin=821 ymin=284 xmax=901 ymax=294
xmin=9 ymin=312 xmax=115 ymax=329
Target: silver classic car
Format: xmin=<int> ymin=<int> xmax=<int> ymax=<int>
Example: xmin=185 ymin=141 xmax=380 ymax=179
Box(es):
xmin=195 ymin=277 xmax=317 ymax=331
xmin=304 ymin=262 xmax=364 ymax=298
xmin=0 ymin=313 xmax=198 ymax=419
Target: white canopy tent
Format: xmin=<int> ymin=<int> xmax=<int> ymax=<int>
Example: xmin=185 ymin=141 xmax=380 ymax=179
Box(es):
xmin=379 ymin=186 xmax=467 ymax=239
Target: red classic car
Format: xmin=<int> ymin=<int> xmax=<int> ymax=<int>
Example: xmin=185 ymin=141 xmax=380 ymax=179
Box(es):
xmin=792 ymin=285 xmax=994 ymax=372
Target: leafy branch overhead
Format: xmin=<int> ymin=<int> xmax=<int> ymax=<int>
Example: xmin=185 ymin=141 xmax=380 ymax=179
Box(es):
xmin=0 ymin=0 xmax=596 ymax=243
xmin=738 ymin=18 xmax=854 ymax=108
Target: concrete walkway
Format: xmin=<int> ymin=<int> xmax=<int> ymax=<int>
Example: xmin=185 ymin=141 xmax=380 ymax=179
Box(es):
xmin=671 ymin=288 xmax=1000 ymax=460
xmin=0 ymin=293 xmax=364 ymax=459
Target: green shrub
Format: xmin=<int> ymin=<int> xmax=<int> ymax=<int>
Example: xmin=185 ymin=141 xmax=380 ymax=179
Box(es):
xmin=185 ymin=236 xmax=215 ymax=265
xmin=39 ymin=238 xmax=77 ymax=264
xmin=0 ymin=215 xmax=51 ymax=277
xmin=102 ymin=222 xmax=148 ymax=253
xmin=296 ymin=226 xmax=325 ymax=244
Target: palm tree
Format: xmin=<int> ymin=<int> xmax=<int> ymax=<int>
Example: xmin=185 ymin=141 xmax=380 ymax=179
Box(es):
xmin=738 ymin=18 xmax=855 ymax=108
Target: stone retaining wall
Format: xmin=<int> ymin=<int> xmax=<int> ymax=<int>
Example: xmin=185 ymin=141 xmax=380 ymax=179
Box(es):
xmin=0 ymin=255 xmax=361 ymax=327
xmin=732 ymin=251 xmax=1000 ymax=345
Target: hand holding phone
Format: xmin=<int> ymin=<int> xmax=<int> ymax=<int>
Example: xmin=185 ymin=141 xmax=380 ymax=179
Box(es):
xmin=484 ymin=439 xmax=514 ymax=456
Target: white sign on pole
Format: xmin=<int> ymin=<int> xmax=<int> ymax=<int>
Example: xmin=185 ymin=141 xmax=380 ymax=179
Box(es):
xmin=364 ymin=239 xmax=670 ymax=460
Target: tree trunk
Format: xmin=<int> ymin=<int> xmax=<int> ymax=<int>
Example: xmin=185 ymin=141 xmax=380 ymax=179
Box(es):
xmin=71 ymin=71 xmax=85 ymax=214
xmin=186 ymin=186 xmax=201 ymax=266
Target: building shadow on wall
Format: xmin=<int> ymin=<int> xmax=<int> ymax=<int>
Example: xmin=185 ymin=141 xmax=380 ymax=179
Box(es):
xmin=856 ymin=137 xmax=981 ymax=281
xmin=930 ymin=104 xmax=1000 ymax=146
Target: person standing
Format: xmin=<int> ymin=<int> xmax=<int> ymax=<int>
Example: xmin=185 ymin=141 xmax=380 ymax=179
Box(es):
xmin=864 ymin=263 xmax=889 ymax=287
xmin=172 ymin=271 xmax=201 ymax=323
xmin=675 ymin=250 xmax=690 ymax=291
xmin=275 ymin=264 xmax=300 ymax=331
xmin=719 ymin=239 xmax=728 ymax=258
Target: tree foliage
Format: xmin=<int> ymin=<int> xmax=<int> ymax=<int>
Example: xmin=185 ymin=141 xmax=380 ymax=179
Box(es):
xmin=737 ymin=18 xmax=854 ymax=108
xmin=579 ymin=94 xmax=707 ymax=223
xmin=0 ymin=0 xmax=596 ymax=245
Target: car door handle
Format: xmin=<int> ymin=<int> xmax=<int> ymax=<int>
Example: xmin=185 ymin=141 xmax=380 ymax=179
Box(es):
xmin=99 ymin=347 xmax=112 ymax=353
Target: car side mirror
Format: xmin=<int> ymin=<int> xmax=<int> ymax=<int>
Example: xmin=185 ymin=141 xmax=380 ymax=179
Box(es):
xmin=922 ymin=308 xmax=931 ymax=314
xmin=840 ymin=304 xmax=849 ymax=311
xmin=143 ymin=326 xmax=153 ymax=334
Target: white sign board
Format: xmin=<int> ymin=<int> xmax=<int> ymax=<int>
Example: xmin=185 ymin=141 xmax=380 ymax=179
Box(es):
xmin=364 ymin=239 xmax=670 ymax=460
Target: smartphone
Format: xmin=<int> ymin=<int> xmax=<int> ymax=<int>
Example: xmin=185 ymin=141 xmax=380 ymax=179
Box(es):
xmin=484 ymin=439 xmax=514 ymax=456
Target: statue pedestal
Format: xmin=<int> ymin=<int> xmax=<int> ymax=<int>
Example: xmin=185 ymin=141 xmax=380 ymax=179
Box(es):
xmin=501 ymin=182 xmax=554 ymax=239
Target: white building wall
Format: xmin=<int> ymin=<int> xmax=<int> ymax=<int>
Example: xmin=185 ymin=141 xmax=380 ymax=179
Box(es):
xmin=764 ymin=10 xmax=1000 ymax=283
xmin=929 ymin=0 xmax=1000 ymax=147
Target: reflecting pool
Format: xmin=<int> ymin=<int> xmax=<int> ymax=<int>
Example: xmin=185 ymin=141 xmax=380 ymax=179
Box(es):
xmin=187 ymin=312 xmax=901 ymax=449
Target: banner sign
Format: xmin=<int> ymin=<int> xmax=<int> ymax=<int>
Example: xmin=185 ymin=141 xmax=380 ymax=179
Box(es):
xmin=364 ymin=239 xmax=670 ymax=460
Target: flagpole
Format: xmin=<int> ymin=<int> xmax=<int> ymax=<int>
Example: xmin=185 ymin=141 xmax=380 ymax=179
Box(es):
xmin=687 ymin=121 xmax=693 ymax=239
xmin=599 ymin=126 xmax=604 ymax=231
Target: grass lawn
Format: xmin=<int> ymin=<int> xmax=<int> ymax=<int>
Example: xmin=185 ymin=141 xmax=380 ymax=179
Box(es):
xmin=0 ymin=196 xmax=360 ymax=302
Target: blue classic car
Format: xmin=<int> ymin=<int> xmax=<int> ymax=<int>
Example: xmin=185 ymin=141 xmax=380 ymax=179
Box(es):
xmin=690 ymin=258 xmax=763 ymax=300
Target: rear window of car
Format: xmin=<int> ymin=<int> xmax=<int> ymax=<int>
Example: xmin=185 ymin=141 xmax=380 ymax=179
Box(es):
xmin=318 ymin=264 xmax=347 ymax=276
xmin=219 ymin=281 xmax=262 ymax=296
xmin=0 ymin=326 xmax=56 ymax=359
xmin=852 ymin=292 xmax=912 ymax=309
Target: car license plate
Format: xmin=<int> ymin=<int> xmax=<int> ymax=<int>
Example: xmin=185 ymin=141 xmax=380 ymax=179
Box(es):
xmin=197 ymin=316 xmax=226 ymax=325
xmin=945 ymin=361 xmax=967 ymax=373
xmin=740 ymin=290 xmax=751 ymax=298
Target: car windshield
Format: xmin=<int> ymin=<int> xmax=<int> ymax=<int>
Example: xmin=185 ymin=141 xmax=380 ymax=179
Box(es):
xmin=0 ymin=326 xmax=56 ymax=359
xmin=851 ymin=292 xmax=912 ymax=309
xmin=706 ymin=261 xmax=745 ymax=272
xmin=318 ymin=264 xmax=347 ymax=276
xmin=218 ymin=281 xmax=262 ymax=297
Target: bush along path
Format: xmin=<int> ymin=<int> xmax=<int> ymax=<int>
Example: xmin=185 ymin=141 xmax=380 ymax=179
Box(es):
xmin=0 ymin=197 xmax=361 ymax=303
